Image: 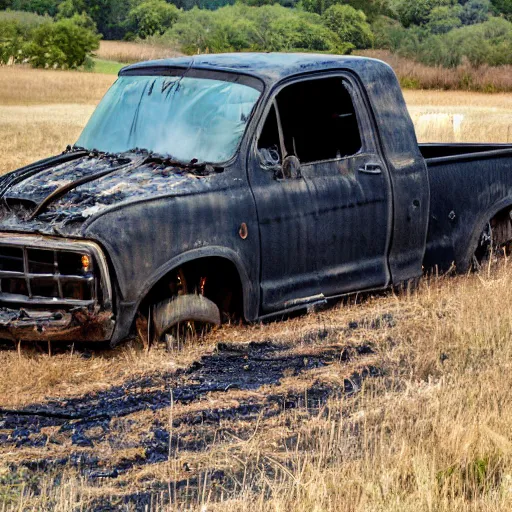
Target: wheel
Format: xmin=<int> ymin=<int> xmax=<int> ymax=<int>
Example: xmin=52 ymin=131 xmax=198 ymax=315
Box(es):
xmin=149 ymin=268 xmax=220 ymax=348
xmin=473 ymin=221 xmax=512 ymax=271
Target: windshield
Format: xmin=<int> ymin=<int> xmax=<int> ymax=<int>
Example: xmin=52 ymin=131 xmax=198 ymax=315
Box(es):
xmin=76 ymin=75 xmax=261 ymax=164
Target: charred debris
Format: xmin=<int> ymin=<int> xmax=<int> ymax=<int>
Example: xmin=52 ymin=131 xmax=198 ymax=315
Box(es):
xmin=0 ymin=146 xmax=224 ymax=234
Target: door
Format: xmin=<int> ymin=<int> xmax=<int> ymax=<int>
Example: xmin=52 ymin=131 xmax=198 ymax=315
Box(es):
xmin=248 ymin=74 xmax=393 ymax=313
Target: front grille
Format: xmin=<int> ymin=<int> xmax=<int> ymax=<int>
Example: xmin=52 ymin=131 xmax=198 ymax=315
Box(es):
xmin=0 ymin=243 xmax=98 ymax=305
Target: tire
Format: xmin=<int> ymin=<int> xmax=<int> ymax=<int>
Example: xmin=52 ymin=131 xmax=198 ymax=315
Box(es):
xmin=152 ymin=294 xmax=221 ymax=339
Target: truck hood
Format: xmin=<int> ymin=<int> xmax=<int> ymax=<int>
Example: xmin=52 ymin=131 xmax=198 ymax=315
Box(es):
xmin=0 ymin=151 xmax=218 ymax=237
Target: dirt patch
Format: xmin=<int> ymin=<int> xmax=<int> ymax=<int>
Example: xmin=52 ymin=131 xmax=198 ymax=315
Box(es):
xmin=0 ymin=338 xmax=380 ymax=506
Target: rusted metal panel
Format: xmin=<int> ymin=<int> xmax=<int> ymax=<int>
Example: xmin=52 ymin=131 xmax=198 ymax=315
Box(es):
xmin=0 ymin=307 xmax=114 ymax=342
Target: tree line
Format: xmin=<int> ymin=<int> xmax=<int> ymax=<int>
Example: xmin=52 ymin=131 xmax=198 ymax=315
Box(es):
xmin=0 ymin=0 xmax=511 ymax=69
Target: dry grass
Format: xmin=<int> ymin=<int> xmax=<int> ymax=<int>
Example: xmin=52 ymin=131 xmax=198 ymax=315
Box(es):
xmin=5 ymin=267 xmax=512 ymax=510
xmin=1 ymin=66 xmax=512 ymax=511
xmin=0 ymin=106 xmax=95 ymax=173
xmin=403 ymin=90 xmax=512 ymax=143
xmin=0 ymin=339 xmax=209 ymax=408
xmin=96 ymin=40 xmax=182 ymax=64
xmin=0 ymin=67 xmax=113 ymax=173
xmin=359 ymin=50 xmax=512 ymax=93
xmin=0 ymin=66 xmax=115 ymax=105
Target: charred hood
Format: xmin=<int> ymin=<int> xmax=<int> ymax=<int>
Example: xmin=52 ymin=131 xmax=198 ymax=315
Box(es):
xmin=0 ymin=150 xmax=220 ymax=237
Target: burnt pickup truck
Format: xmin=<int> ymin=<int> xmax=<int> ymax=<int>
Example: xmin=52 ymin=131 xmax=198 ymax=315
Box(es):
xmin=0 ymin=53 xmax=511 ymax=345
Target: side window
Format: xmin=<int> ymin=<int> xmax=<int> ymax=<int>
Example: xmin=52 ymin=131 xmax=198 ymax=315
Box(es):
xmin=258 ymin=77 xmax=362 ymax=165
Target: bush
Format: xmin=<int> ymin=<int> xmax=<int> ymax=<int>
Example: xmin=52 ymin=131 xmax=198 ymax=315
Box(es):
xmin=0 ymin=10 xmax=50 ymax=63
xmin=301 ymin=0 xmax=391 ymax=19
xmin=9 ymin=0 xmax=59 ymax=16
xmin=322 ymin=4 xmax=374 ymax=48
xmin=372 ymin=15 xmax=408 ymax=50
xmin=23 ymin=17 xmax=100 ymax=68
xmin=461 ymin=0 xmax=491 ymax=25
xmin=426 ymin=5 xmax=462 ymax=34
xmin=246 ymin=5 xmax=344 ymax=52
xmin=403 ymin=17 xmax=512 ymax=67
xmin=0 ymin=20 xmax=22 ymax=64
xmin=127 ymin=0 xmax=180 ymax=39
xmin=393 ymin=0 xmax=454 ymax=27
xmin=0 ymin=8 xmax=49 ymax=29
xmin=491 ymin=0 xmax=512 ymax=20
xmin=0 ymin=8 xmax=99 ymax=68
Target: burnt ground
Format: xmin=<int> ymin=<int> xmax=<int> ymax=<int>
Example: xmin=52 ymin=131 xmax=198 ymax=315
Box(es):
xmin=0 ymin=316 xmax=392 ymax=510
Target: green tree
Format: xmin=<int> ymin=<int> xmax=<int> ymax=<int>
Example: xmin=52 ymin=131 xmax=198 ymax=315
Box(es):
xmin=372 ymin=14 xmax=411 ymax=49
xmin=128 ymin=0 xmax=180 ymax=38
xmin=0 ymin=19 xmax=23 ymax=64
xmin=407 ymin=16 xmax=512 ymax=67
xmin=490 ymin=0 xmax=512 ymax=20
xmin=23 ymin=17 xmax=100 ymax=68
xmin=322 ymin=4 xmax=374 ymax=48
xmin=426 ymin=5 xmax=462 ymax=33
xmin=460 ymin=0 xmax=491 ymax=24
xmin=338 ymin=0 xmax=392 ymax=21
xmin=9 ymin=0 xmax=59 ymax=16
xmin=163 ymin=3 xmax=348 ymax=54
xmin=56 ymin=0 xmax=84 ymax=18
xmin=239 ymin=0 xmax=298 ymax=8
xmin=301 ymin=0 xmax=391 ymax=19
xmin=392 ymin=0 xmax=454 ymax=27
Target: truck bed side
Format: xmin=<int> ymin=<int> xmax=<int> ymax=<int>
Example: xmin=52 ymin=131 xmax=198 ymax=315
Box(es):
xmin=423 ymin=145 xmax=512 ymax=271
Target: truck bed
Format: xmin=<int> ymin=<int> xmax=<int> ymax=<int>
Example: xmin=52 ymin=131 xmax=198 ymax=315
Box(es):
xmin=423 ymin=142 xmax=512 ymax=273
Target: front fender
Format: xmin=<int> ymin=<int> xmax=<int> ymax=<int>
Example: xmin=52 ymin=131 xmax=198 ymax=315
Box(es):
xmin=107 ymin=246 xmax=258 ymax=347
xmin=138 ymin=245 xmax=258 ymax=321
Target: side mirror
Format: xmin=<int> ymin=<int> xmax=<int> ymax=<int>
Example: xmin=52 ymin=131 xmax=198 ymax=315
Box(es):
xmin=281 ymin=155 xmax=301 ymax=179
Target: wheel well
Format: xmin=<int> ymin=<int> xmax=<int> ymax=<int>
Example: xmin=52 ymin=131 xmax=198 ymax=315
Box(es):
xmin=140 ymin=257 xmax=244 ymax=322
xmin=473 ymin=206 xmax=512 ymax=265
xmin=489 ymin=207 xmax=512 ymax=248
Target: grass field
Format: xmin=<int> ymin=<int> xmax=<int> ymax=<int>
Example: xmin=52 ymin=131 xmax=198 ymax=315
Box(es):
xmin=91 ymin=58 xmax=125 ymax=75
xmin=96 ymin=40 xmax=182 ymax=64
xmin=1 ymin=67 xmax=512 ymax=511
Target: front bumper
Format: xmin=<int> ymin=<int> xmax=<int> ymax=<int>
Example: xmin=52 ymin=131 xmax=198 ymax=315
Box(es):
xmin=0 ymin=306 xmax=114 ymax=342
xmin=0 ymin=233 xmax=115 ymax=342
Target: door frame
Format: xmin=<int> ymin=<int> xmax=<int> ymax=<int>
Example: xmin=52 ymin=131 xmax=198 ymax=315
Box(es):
xmin=247 ymin=69 xmax=395 ymax=314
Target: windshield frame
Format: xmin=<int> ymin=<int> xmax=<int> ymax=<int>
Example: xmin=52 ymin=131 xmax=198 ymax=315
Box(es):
xmin=78 ymin=68 xmax=265 ymax=166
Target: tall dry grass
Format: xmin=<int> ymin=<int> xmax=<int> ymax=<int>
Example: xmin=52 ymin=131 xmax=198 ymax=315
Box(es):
xmin=96 ymin=40 xmax=182 ymax=64
xmin=359 ymin=50 xmax=512 ymax=93
xmin=403 ymin=90 xmax=512 ymax=143
xmin=0 ymin=66 xmax=115 ymax=105
xmin=5 ymin=266 xmax=512 ymax=510
xmin=0 ymin=68 xmax=113 ymax=173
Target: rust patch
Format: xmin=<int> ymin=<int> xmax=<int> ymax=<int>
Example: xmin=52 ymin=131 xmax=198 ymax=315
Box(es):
xmin=0 ymin=307 xmax=114 ymax=342
xmin=239 ymin=222 xmax=248 ymax=240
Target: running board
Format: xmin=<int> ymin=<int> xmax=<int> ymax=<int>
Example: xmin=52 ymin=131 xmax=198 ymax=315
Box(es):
xmin=259 ymin=294 xmax=327 ymax=322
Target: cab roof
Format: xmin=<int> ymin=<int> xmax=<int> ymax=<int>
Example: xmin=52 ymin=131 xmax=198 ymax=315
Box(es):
xmin=120 ymin=52 xmax=389 ymax=87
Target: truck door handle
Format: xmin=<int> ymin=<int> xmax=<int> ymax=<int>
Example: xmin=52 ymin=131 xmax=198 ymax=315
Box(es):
xmin=358 ymin=163 xmax=382 ymax=175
